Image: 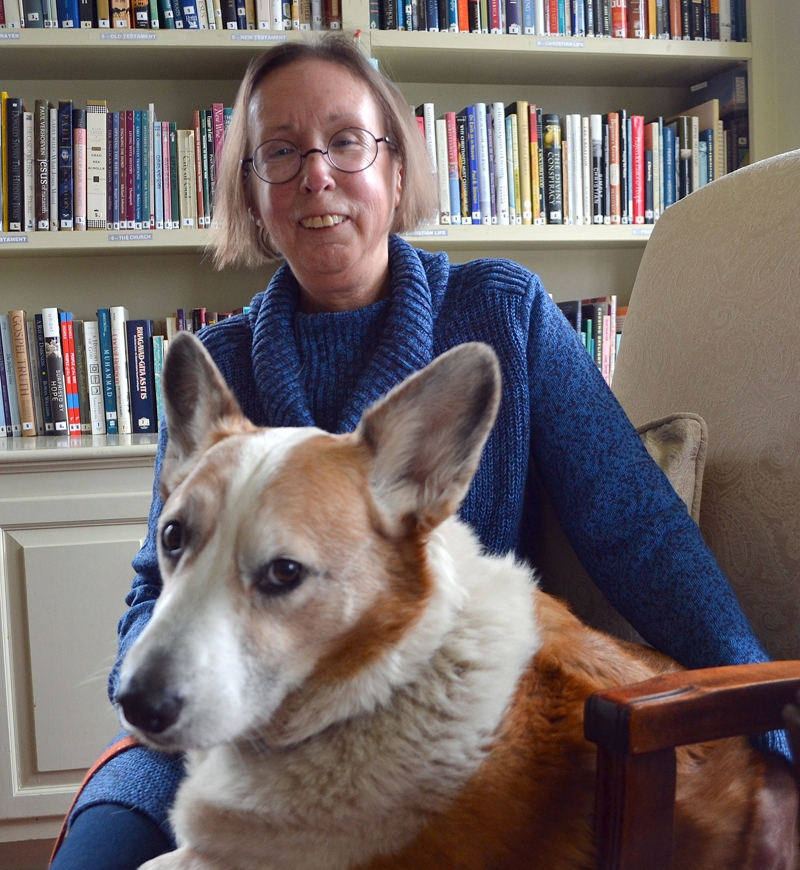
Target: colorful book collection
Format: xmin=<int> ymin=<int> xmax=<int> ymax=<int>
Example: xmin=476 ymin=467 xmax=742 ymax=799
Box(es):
xmin=0 ymin=0 xmax=341 ymax=31
xmin=556 ymin=296 xmax=624 ymax=386
xmin=0 ymin=94 xmax=232 ymax=234
xmin=0 ymin=305 xmax=245 ymax=439
xmin=371 ymin=0 xmax=746 ymax=40
xmin=419 ymin=74 xmax=748 ymax=228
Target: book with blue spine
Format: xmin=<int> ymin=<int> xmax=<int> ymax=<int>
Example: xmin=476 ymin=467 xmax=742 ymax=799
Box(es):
xmin=521 ymin=0 xmax=532 ymax=31
xmin=505 ymin=0 xmax=520 ymax=31
xmin=179 ymin=0 xmax=201 ymax=26
xmin=125 ymin=319 xmax=157 ymax=434
xmin=0 ymin=315 xmax=22 ymax=437
xmin=152 ymin=334 xmax=165 ymax=427
xmin=56 ymin=0 xmax=80 ymax=26
xmin=96 ymin=308 xmax=118 ymax=434
xmin=662 ymin=123 xmax=676 ymax=209
xmin=461 ymin=106 xmax=480 ymax=224
xmin=34 ymin=314 xmax=54 ymax=433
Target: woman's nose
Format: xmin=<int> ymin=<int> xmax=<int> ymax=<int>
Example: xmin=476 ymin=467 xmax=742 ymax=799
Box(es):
xmin=300 ymin=150 xmax=335 ymax=191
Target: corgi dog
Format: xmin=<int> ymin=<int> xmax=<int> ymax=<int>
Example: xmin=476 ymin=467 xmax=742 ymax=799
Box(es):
xmin=118 ymin=333 xmax=780 ymax=870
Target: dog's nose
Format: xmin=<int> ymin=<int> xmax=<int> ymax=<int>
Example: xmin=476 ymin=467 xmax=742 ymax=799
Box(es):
xmin=117 ymin=674 xmax=184 ymax=735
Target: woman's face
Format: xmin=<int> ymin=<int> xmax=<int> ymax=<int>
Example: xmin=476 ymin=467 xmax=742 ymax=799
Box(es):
xmin=246 ymin=59 xmax=403 ymax=313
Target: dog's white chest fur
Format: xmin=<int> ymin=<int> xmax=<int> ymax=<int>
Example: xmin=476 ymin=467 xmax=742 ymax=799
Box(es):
xmin=170 ymin=520 xmax=540 ymax=870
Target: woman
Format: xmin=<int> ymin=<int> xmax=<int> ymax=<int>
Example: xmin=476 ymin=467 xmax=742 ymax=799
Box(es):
xmin=51 ymin=33 xmax=796 ymax=870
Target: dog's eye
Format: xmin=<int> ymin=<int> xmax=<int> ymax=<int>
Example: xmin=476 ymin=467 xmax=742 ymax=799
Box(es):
xmin=161 ymin=521 xmax=184 ymax=556
xmin=255 ymin=559 xmax=306 ymax=596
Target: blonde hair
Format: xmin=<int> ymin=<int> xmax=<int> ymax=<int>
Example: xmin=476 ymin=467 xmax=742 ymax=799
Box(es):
xmin=208 ymin=33 xmax=438 ymax=269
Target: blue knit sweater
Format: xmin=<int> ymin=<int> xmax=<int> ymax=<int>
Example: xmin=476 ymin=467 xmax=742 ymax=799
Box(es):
xmin=71 ymin=234 xmax=778 ymax=843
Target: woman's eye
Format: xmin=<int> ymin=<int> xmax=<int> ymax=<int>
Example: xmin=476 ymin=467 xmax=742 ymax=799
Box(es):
xmin=161 ymin=521 xmax=184 ymax=556
xmin=255 ymin=559 xmax=306 ymax=596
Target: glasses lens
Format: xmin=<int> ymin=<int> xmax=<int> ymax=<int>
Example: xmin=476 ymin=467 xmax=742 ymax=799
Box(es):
xmin=328 ymin=128 xmax=378 ymax=173
xmin=253 ymin=139 xmax=300 ymax=183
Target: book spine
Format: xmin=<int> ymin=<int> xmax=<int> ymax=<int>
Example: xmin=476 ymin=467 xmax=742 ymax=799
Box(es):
xmin=9 ymin=311 xmax=36 ymax=436
xmin=169 ymin=122 xmax=180 ymax=229
xmin=59 ymin=312 xmax=81 ymax=433
xmin=126 ymin=320 xmax=157 ymax=433
xmin=474 ymin=103 xmax=492 ymax=225
xmin=590 ymin=114 xmax=603 ymax=223
xmin=455 ymin=113 xmax=470 ymax=223
xmin=6 ymin=97 xmax=24 ymax=232
xmin=83 ymin=320 xmax=106 ymax=434
xmin=543 ymin=113 xmax=562 ymax=224
xmin=0 ymin=335 xmax=11 ymax=437
xmin=34 ymin=314 xmax=54 ymax=432
xmin=72 ymin=320 xmax=92 ymax=432
xmin=0 ymin=315 xmax=23 ymax=436
xmin=179 ymin=128 xmax=197 ymax=228
xmin=72 ymin=107 xmax=87 ymax=231
xmin=490 ymin=102 xmax=509 ymax=226
xmin=607 ymin=112 xmax=620 ymax=224
xmin=193 ymin=111 xmax=205 ymax=227
xmin=581 ymin=115 xmax=591 ymax=225
xmin=162 ymin=121 xmax=171 ymax=228
xmin=513 ymin=102 xmax=532 ymax=225
xmin=152 ymin=334 xmax=165 ymax=427
xmin=25 ymin=320 xmax=45 ymax=435
xmin=58 ymin=100 xmax=74 ymax=230
xmin=42 ymin=308 xmax=68 ymax=432
xmin=631 ymin=114 xmax=644 ymax=224
xmin=49 ymin=106 xmax=59 ymax=230
xmin=23 ymin=111 xmax=35 ymax=232
xmin=126 ymin=109 xmax=135 ymax=229
xmin=466 ymin=107 xmax=481 ymax=223
xmin=610 ymin=0 xmax=625 ymax=35
xmin=86 ymin=101 xmax=107 ymax=229
xmin=445 ymin=112 xmax=460 ymax=224
xmin=110 ymin=306 xmax=132 ymax=434
xmin=96 ymin=308 xmax=118 ymax=434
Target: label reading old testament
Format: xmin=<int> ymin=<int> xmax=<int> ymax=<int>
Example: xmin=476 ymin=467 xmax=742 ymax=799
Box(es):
xmin=0 ymin=235 xmax=28 ymax=243
xmin=101 ymin=32 xmax=157 ymax=39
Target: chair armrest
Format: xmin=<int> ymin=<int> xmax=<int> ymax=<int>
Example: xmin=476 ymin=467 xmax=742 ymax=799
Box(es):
xmin=584 ymin=661 xmax=800 ymax=870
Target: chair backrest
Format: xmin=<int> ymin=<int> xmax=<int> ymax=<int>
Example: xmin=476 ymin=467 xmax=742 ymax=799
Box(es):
xmin=612 ymin=150 xmax=800 ymax=661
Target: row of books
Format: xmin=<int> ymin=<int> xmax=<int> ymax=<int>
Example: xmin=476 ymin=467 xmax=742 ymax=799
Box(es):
xmin=0 ymin=305 xmax=247 ymax=438
xmin=556 ymin=295 xmax=624 ymax=385
xmin=370 ymin=0 xmax=747 ymax=40
xmin=420 ymin=89 xmax=746 ymax=228
xmin=0 ymin=0 xmax=341 ymax=29
xmin=0 ymin=96 xmax=232 ymax=234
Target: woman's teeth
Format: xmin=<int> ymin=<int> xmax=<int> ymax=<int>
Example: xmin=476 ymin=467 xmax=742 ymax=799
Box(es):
xmin=301 ymin=215 xmax=345 ymax=228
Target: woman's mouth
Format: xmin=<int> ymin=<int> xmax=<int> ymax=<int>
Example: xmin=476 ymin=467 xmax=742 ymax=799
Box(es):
xmin=300 ymin=214 xmax=346 ymax=229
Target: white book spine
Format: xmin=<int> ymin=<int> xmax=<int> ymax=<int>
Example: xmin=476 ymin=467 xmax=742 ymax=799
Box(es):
xmin=311 ymin=0 xmax=321 ymax=27
xmin=422 ymin=103 xmax=437 ymax=175
xmin=110 ymin=306 xmax=132 ymax=435
xmin=270 ymin=0 xmax=282 ymax=26
xmin=179 ymin=129 xmax=197 ymax=228
xmin=83 ymin=321 xmax=106 ymax=435
xmin=25 ymin=321 xmax=45 ymax=435
xmin=570 ymin=113 xmax=583 ymax=226
xmin=490 ymin=103 xmax=509 ymax=226
xmin=49 ymin=107 xmax=58 ymax=231
xmin=256 ymin=0 xmax=270 ymax=26
xmin=581 ymin=115 xmax=591 ymax=226
xmin=434 ymin=118 xmax=451 ymax=225
xmin=590 ymin=114 xmax=603 ymax=225
xmin=475 ymin=103 xmax=492 ymax=226
xmin=0 ymin=316 xmax=22 ymax=436
xmin=86 ymin=102 xmax=108 ymax=229
xmin=719 ymin=0 xmax=731 ymax=41
xmin=23 ymin=111 xmax=35 ymax=232
xmin=4 ymin=0 xmax=21 ymax=26
xmin=196 ymin=0 xmax=209 ymax=26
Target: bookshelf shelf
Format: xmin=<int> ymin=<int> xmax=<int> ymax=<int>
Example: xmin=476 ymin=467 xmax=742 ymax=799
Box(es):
xmin=0 ymin=227 xmax=212 ymax=256
xmin=371 ymin=31 xmax=751 ymax=87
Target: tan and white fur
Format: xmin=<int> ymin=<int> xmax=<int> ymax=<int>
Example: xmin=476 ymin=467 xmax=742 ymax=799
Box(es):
xmin=118 ymin=334 xmax=785 ymax=870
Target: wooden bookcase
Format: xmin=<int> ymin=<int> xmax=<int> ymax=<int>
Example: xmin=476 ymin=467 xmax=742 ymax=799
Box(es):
xmin=0 ymin=0 xmax=793 ymax=847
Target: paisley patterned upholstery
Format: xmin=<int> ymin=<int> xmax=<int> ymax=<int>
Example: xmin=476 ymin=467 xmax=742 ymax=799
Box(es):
xmin=612 ymin=149 xmax=800 ymax=661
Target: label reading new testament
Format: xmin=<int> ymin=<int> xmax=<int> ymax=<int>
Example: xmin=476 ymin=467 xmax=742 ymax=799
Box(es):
xmin=108 ymin=233 xmax=154 ymax=242
xmin=230 ymin=33 xmax=287 ymax=40
xmin=537 ymin=39 xmax=585 ymax=48
xmin=0 ymin=234 xmax=28 ymax=243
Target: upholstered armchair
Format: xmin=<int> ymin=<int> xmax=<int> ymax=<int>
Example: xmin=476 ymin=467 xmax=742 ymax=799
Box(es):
xmin=569 ymin=149 xmax=800 ymax=868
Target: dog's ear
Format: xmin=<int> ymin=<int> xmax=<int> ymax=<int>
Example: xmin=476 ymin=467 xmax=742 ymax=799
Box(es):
xmin=356 ymin=342 xmax=501 ymax=533
xmin=160 ymin=331 xmax=246 ymax=497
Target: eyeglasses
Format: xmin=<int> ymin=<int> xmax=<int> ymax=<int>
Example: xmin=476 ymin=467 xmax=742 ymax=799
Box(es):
xmin=241 ymin=127 xmax=392 ymax=185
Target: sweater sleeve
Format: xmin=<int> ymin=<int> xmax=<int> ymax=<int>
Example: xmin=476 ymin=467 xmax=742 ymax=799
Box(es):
xmin=525 ymin=284 xmax=789 ymax=760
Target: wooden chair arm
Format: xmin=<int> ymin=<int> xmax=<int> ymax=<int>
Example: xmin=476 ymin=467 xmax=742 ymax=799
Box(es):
xmin=584 ymin=661 xmax=800 ymax=870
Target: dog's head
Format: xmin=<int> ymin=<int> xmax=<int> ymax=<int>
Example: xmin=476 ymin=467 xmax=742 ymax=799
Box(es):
xmin=117 ymin=333 xmax=501 ymax=752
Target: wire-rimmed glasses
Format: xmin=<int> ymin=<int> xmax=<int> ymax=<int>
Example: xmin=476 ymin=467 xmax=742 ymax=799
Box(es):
xmin=241 ymin=127 xmax=392 ymax=185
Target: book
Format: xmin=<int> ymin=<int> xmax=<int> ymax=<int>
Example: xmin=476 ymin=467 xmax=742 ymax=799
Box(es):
xmin=72 ymin=319 xmax=92 ymax=432
xmin=590 ymin=114 xmax=603 ymax=225
xmin=8 ymin=311 xmax=36 ymax=436
xmin=83 ymin=320 xmax=106 ymax=434
xmin=445 ymin=111 xmax=460 ymax=225
xmin=474 ymin=103 xmax=492 ymax=225
xmin=178 ymin=128 xmax=198 ymax=228
xmin=169 ymin=122 xmax=180 ymax=230
xmin=34 ymin=314 xmax=55 ymax=433
xmin=507 ymin=101 xmax=532 ymax=225
xmin=58 ymin=99 xmax=74 ymax=230
xmin=72 ymin=107 xmax=87 ymax=231
xmin=6 ymin=97 xmax=23 ymax=232
xmin=125 ymin=319 xmax=157 ymax=433
xmin=0 ymin=332 xmax=12 ymax=437
xmin=96 ymin=308 xmax=118 ymax=434
xmin=490 ymin=102 xmax=510 ymax=226
xmin=542 ymin=113 xmax=563 ymax=224
xmin=49 ymin=106 xmax=59 ymax=230
xmin=23 ymin=111 xmax=34 ymax=232
xmin=56 ymin=0 xmax=79 ymax=25
xmin=152 ymin=333 xmax=166 ymax=428
xmin=631 ymin=114 xmax=644 ymax=224
xmin=22 ymin=0 xmax=46 ymax=24
xmin=25 ymin=320 xmax=45 ymax=435
xmin=111 ymin=0 xmax=131 ymax=24
xmin=434 ymin=118 xmax=451 ymax=225
xmin=86 ymin=100 xmax=108 ymax=229
xmin=110 ymin=305 xmax=132 ymax=434
xmin=59 ymin=311 xmax=81 ymax=434
xmin=34 ymin=99 xmax=50 ymax=230
xmin=0 ymin=315 xmax=23 ymax=436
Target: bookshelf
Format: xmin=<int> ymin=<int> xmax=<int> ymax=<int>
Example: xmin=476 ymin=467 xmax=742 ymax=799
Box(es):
xmin=0 ymin=0 xmax=792 ymax=847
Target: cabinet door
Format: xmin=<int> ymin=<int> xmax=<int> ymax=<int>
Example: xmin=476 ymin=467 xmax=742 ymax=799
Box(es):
xmin=0 ymin=467 xmax=152 ymax=830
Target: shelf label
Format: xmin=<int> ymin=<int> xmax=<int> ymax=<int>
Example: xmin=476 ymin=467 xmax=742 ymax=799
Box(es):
xmin=101 ymin=31 xmax=157 ymax=39
xmin=0 ymin=234 xmax=28 ymax=243
xmin=0 ymin=31 xmax=21 ymax=39
xmin=632 ymin=227 xmax=653 ymax=236
xmin=536 ymin=38 xmax=585 ymax=48
xmin=108 ymin=232 xmax=154 ymax=242
xmin=230 ymin=33 xmax=287 ymax=40
xmin=404 ymin=229 xmax=448 ymax=237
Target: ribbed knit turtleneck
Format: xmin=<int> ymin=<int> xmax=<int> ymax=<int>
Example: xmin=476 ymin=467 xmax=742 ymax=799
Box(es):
xmin=293 ymin=300 xmax=390 ymax=434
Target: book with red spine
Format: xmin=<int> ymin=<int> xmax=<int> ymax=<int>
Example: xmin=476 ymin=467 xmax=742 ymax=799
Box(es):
xmin=611 ymin=0 xmax=626 ymax=35
xmin=193 ymin=110 xmax=206 ymax=229
xmin=631 ymin=114 xmax=645 ymax=224
xmin=626 ymin=0 xmax=645 ymax=36
xmin=457 ymin=0 xmax=467 ymax=28
xmin=59 ymin=311 xmax=81 ymax=434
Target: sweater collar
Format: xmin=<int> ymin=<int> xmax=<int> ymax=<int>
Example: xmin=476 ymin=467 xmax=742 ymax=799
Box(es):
xmin=248 ymin=235 xmax=439 ymax=431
